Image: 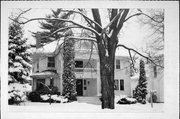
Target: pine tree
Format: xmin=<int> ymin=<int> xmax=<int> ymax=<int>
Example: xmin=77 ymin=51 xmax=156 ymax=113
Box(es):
xmin=34 ymin=9 xmax=77 ymax=101
xmin=33 ymin=9 xmax=73 ymax=45
xmin=134 ymin=60 xmax=147 ymax=104
xmin=8 ymin=19 xmax=32 ymax=84
xmin=62 ymin=32 xmax=77 ymax=101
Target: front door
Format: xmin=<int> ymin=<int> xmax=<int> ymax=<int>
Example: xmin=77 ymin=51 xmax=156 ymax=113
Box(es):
xmin=76 ymin=79 xmax=83 ymax=96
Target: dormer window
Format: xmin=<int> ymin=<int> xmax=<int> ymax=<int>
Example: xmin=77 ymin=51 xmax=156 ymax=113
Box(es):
xmin=48 ymin=57 xmax=55 ymax=67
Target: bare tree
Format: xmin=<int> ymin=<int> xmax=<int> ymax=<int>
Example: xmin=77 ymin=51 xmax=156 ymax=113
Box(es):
xmin=137 ymin=9 xmax=164 ymax=67
xmin=10 ymin=8 xmax=163 ymax=109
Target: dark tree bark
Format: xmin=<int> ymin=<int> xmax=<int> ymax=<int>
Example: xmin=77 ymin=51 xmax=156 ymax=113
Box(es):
xmin=91 ymin=9 xmax=129 ymax=109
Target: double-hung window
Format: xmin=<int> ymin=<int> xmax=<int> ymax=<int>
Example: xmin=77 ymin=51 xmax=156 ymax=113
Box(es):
xmin=120 ymin=79 xmax=124 ymax=91
xmin=114 ymin=79 xmax=124 ymax=91
xmin=75 ymin=60 xmax=83 ymax=68
xmin=114 ymin=80 xmax=119 ymax=90
xmin=116 ymin=59 xmax=121 ymax=69
xmin=48 ymin=57 xmax=55 ymax=67
xmin=153 ymin=66 xmax=157 ymax=78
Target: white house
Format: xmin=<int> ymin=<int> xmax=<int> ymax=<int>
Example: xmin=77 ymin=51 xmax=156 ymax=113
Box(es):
xmin=30 ymin=38 xmax=132 ymax=97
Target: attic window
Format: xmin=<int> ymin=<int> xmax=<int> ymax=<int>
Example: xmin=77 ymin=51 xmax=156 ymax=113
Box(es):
xmin=48 ymin=57 xmax=55 ymax=67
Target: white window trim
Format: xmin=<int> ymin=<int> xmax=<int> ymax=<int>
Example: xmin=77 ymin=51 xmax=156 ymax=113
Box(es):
xmin=114 ymin=79 xmax=125 ymax=91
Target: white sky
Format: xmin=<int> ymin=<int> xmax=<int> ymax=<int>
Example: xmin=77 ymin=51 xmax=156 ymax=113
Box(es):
xmin=10 ymin=8 xmax=151 ymax=56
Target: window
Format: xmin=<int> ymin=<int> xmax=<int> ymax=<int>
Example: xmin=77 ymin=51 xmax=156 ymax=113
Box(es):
xmin=120 ymin=79 xmax=124 ymax=91
xmin=48 ymin=57 xmax=55 ymax=67
xmin=84 ymin=79 xmax=86 ymax=85
xmin=153 ymin=66 xmax=157 ymax=78
xmin=50 ymin=77 xmax=54 ymax=86
xmin=116 ymin=59 xmax=120 ymax=69
xmin=37 ymin=62 xmax=39 ymax=70
xmin=36 ymin=63 xmax=39 ymax=72
xmin=114 ymin=80 xmax=119 ymax=90
xmin=75 ymin=61 xmax=83 ymax=68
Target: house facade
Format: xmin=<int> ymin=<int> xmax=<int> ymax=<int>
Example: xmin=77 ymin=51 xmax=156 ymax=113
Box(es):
xmin=30 ymin=40 xmax=132 ymax=97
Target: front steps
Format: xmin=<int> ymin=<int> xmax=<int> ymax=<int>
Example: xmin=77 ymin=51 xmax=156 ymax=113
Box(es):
xmin=77 ymin=96 xmax=102 ymax=105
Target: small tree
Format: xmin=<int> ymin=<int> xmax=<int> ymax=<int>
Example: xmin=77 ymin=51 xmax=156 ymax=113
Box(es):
xmin=62 ymin=32 xmax=77 ymax=101
xmin=134 ymin=60 xmax=147 ymax=104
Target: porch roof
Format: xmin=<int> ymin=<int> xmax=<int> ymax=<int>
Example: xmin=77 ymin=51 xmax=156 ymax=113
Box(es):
xmin=30 ymin=71 xmax=59 ymax=79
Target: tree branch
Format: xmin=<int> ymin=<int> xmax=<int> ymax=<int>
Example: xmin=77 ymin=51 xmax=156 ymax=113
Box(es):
xmin=9 ymin=17 xmax=100 ymax=36
xmin=61 ymin=9 xmax=102 ymax=31
xmin=124 ymin=12 xmax=164 ymax=23
xmin=104 ymin=9 xmax=121 ymax=30
xmin=128 ymin=50 xmax=136 ymax=71
xmin=116 ymin=44 xmax=164 ymax=68
xmin=16 ymin=8 xmax=32 ymax=20
xmin=91 ymin=9 xmax=102 ymax=33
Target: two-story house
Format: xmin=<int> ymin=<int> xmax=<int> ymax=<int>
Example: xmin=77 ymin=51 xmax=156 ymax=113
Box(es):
xmin=30 ymin=39 xmax=132 ymax=98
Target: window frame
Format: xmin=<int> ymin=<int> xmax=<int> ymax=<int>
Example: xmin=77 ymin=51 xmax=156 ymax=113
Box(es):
xmin=47 ymin=57 xmax=55 ymax=68
xmin=75 ymin=60 xmax=83 ymax=68
xmin=153 ymin=66 xmax=157 ymax=78
xmin=114 ymin=79 xmax=119 ymax=90
xmin=116 ymin=59 xmax=121 ymax=69
xmin=120 ymin=79 xmax=124 ymax=91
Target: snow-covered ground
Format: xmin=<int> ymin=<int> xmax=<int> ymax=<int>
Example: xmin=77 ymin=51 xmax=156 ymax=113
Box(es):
xmin=8 ymin=101 xmax=163 ymax=113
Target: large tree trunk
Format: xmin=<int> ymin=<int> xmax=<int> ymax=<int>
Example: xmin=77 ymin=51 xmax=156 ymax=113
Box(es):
xmin=98 ymin=35 xmax=116 ymax=109
xmin=100 ymin=56 xmax=115 ymax=109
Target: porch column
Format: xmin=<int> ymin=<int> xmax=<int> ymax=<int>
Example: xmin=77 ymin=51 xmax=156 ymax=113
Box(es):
xmin=96 ymin=60 xmax=101 ymax=96
xmin=32 ymin=79 xmax=36 ymax=91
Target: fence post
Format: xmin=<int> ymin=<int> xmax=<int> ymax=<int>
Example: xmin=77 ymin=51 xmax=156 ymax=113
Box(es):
xmin=150 ymin=90 xmax=153 ymax=108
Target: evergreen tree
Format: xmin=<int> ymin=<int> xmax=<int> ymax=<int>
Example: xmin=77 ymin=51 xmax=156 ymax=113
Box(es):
xmin=8 ymin=19 xmax=32 ymax=84
xmin=62 ymin=32 xmax=77 ymax=101
xmin=134 ymin=60 xmax=147 ymax=104
xmin=34 ymin=9 xmax=77 ymax=101
xmin=33 ymin=9 xmax=73 ymax=45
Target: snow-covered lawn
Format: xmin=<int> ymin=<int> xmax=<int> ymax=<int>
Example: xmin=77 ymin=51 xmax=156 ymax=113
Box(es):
xmin=8 ymin=101 xmax=164 ymax=113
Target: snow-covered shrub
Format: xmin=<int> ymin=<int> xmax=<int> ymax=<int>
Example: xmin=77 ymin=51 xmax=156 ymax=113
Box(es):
xmin=28 ymin=91 xmax=41 ymax=102
xmin=40 ymin=94 xmax=68 ymax=103
xmin=8 ymin=83 xmax=27 ymax=105
xmin=36 ymin=85 xmax=59 ymax=95
xmin=117 ymin=97 xmax=137 ymax=104
xmin=116 ymin=95 xmax=137 ymax=104
xmin=115 ymin=95 xmax=127 ymax=103
xmin=141 ymin=99 xmax=146 ymax=104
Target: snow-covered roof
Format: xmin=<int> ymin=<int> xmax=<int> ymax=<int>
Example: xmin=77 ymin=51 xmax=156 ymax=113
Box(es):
xmin=35 ymin=40 xmax=63 ymax=55
xmin=33 ymin=38 xmax=133 ymax=60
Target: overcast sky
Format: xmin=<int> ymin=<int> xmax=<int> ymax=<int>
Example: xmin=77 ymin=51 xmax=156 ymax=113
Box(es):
xmin=10 ymin=8 xmax=150 ymax=56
